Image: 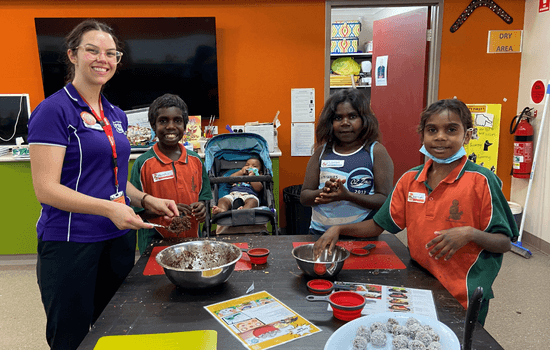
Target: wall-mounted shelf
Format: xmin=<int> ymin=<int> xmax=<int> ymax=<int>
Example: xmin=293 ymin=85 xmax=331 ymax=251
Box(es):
xmin=330 ymin=52 xmax=372 ymax=57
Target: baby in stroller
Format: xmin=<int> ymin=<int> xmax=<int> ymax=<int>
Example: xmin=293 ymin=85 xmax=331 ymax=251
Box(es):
xmin=212 ymin=156 xmax=263 ymax=214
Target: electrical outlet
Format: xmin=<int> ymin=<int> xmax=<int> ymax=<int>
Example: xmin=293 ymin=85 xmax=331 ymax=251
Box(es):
xmin=205 ymin=126 xmax=218 ymax=135
xmin=232 ymin=125 xmax=245 ymax=133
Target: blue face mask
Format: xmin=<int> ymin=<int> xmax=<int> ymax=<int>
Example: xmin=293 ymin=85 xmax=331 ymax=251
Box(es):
xmin=420 ymin=128 xmax=473 ymax=164
xmin=420 ymin=145 xmax=466 ymax=164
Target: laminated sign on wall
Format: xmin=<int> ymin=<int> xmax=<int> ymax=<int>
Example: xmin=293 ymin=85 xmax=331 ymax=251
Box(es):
xmin=465 ymin=104 xmax=502 ymax=173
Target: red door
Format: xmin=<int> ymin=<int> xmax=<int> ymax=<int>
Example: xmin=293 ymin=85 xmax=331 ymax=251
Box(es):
xmin=371 ymin=8 xmax=429 ymax=184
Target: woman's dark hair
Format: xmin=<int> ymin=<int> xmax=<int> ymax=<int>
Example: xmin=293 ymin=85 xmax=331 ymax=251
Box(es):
xmin=417 ymin=99 xmax=473 ymax=135
xmin=64 ymin=19 xmax=122 ymax=83
xmin=315 ymin=89 xmax=380 ymax=149
xmin=148 ymin=93 xmax=189 ymax=128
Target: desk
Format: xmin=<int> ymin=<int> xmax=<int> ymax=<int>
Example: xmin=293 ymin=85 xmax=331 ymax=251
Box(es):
xmin=78 ymin=234 xmax=503 ymax=349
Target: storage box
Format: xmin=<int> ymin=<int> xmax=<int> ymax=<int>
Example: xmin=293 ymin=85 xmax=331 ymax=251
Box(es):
xmin=331 ymin=21 xmax=361 ymax=38
xmin=244 ymin=124 xmax=275 ymax=153
xmin=331 ymin=38 xmax=359 ymax=54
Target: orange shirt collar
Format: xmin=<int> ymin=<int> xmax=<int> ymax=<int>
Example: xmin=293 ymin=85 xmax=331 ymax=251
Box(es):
xmin=416 ymin=155 xmax=468 ymax=184
xmin=152 ymin=143 xmax=188 ymax=165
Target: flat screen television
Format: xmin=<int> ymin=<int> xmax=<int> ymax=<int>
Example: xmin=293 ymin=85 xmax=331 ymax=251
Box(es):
xmin=34 ymin=17 xmax=219 ymax=118
xmin=0 ymin=94 xmax=31 ymax=146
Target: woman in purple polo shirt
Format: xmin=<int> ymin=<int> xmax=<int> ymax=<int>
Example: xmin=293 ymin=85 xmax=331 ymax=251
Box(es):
xmin=28 ymin=20 xmax=179 ymax=350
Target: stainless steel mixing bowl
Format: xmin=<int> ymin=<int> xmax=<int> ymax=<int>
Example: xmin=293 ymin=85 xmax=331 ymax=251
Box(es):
xmin=291 ymin=244 xmax=350 ymax=279
xmin=155 ymin=240 xmax=242 ymax=289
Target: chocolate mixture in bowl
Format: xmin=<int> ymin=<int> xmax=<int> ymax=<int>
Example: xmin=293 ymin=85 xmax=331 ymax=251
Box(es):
xmin=164 ymin=243 xmax=238 ymax=270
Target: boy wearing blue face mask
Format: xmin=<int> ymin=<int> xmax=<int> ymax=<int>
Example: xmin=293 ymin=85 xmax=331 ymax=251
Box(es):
xmin=314 ymin=99 xmax=519 ymax=326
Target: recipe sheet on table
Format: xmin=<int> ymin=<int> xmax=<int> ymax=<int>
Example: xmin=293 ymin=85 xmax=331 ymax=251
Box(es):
xmin=205 ymin=291 xmax=321 ymax=350
xmin=327 ymin=282 xmax=438 ymax=319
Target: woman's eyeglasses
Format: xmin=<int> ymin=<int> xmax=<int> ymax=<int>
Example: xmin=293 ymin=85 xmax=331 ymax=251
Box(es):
xmin=76 ymin=45 xmax=123 ymax=64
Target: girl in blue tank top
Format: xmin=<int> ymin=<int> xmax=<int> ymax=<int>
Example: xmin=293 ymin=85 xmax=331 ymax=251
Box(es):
xmin=300 ymin=89 xmax=394 ymax=235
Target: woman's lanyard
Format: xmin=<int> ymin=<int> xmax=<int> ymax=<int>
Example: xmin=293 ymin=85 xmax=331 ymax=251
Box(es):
xmin=80 ymin=95 xmax=121 ymax=196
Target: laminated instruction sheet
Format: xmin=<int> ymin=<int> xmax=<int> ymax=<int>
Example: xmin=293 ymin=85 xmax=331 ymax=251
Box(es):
xmin=327 ymin=282 xmax=438 ymax=319
xmin=204 ymin=291 xmax=321 ymax=350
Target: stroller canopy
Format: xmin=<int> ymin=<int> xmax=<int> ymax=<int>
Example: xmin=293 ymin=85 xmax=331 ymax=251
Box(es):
xmin=204 ymin=133 xmax=273 ymax=176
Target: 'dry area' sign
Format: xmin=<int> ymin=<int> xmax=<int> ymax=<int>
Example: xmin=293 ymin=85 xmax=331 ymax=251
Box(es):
xmin=487 ymin=30 xmax=523 ymax=53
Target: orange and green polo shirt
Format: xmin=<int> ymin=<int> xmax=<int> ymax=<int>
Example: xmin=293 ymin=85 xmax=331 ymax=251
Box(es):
xmin=130 ymin=143 xmax=212 ymax=238
xmin=373 ymin=156 xmax=519 ymax=309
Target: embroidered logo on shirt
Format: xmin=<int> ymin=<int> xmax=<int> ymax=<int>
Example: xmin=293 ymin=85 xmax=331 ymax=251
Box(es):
xmin=408 ymin=192 xmax=426 ymax=203
xmin=153 ymin=170 xmax=175 ymax=182
xmin=112 ymin=121 xmax=125 ymax=134
xmin=448 ymin=199 xmax=463 ymax=220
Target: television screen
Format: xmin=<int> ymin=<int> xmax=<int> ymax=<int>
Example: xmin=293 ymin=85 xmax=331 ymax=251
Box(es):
xmin=34 ymin=17 xmax=219 ymax=118
xmin=0 ymin=94 xmax=31 ymax=146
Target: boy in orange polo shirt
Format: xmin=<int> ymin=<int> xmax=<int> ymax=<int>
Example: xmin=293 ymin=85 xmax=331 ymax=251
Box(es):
xmin=130 ymin=94 xmax=212 ymax=253
xmin=314 ymin=99 xmax=518 ymax=325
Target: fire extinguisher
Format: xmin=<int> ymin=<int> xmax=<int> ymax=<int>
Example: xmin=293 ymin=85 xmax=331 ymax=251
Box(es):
xmin=510 ymin=107 xmax=534 ymax=179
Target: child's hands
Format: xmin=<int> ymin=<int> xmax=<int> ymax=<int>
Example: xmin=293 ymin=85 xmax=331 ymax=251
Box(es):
xmin=314 ymin=178 xmax=348 ymax=204
xmin=313 ymin=226 xmax=341 ymax=258
xmin=176 ymin=203 xmax=193 ymax=217
xmin=190 ymin=202 xmax=206 ymax=222
xmin=425 ymin=227 xmax=473 ymax=261
xmin=239 ymin=165 xmax=254 ymax=176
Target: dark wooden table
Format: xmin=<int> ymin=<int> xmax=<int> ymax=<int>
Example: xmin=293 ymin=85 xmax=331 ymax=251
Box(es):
xmin=78 ymin=234 xmax=503 ymax=349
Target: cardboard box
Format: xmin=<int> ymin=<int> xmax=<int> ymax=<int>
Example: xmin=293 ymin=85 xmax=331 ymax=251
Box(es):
xmin=331 ymin=21 xmax=361 ymax=38
xmin=331 ymin=38 xmax=359 ymax=54
xmin=244 ymin=124 xmax=275 ymax=152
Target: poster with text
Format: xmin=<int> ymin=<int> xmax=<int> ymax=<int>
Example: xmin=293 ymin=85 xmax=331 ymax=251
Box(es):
xmin=465 ymin=104 xmax=501 ymax=174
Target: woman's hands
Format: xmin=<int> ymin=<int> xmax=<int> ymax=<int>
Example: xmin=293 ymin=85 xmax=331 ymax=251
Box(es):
xmin=105 ymin=196 xmax=179 ymax=231
xmin=142 ymin=195 xmax=179 ymax=218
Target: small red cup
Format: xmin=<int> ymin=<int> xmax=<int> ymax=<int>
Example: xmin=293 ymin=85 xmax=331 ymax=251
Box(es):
xmin=247 ymin=248 xmax=270 ymax=264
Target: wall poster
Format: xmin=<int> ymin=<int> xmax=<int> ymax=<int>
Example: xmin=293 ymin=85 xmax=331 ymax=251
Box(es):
xmin=465 ymin=104 xmax=502 ymax=173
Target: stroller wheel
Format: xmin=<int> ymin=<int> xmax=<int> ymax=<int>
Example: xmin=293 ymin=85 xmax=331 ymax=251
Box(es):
xmin=232 ymin=198 xmax=245 ymax=210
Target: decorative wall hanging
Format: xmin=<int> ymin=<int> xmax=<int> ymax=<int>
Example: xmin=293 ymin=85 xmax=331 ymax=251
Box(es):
xmin=450 ymin=0 xmax=513 ymax=33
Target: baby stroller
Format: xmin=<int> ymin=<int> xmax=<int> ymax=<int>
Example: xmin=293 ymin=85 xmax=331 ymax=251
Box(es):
xmin=202 ymin=133 xmax=279 ymax=236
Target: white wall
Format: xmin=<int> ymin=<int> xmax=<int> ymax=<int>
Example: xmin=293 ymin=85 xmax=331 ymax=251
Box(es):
xmin=512 ymin=0 xmax=550 ymax=245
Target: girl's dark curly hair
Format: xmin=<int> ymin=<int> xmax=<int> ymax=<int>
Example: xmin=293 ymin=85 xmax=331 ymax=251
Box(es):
xmin=315 ymin=89 xmax=380 ymax=149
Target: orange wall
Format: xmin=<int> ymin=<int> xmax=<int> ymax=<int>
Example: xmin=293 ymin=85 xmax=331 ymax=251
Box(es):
xmin=439 ymin=0 xmax=525 ymax=198
xmin=0 ymin=0 xmax=326 ymax=228
xmin=1 ymin=0 xmax=525 ymax=230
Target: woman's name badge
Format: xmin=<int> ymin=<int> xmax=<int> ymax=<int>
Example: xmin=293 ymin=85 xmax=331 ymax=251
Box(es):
xmin=110 ymin=191 xmax=125 ymax=204
xmin=321 ymin=160 xmax=344 ymax=168
xmin=408 ymin=192 xmax=425 ymax=203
